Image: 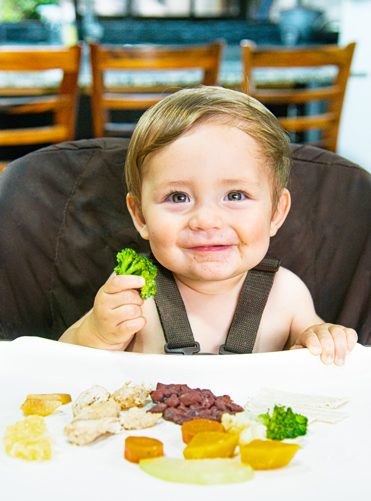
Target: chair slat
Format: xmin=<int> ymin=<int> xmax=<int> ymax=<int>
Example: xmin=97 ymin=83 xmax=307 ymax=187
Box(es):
xmin=90 ymin=41 xmax=224 ymax=138
xmin=241 ymin=40 xmax=356 ymax=152
xmin=0 ymin=44 xmax=82 ymax=161
xmin=252 ymin=85 xmax=341 ymax=104
xmin=0 ymin=125 xmax=67 ymax=146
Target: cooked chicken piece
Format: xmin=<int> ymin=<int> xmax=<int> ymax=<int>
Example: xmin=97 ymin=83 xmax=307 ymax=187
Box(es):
xmin=120 ymin=407 xmax=162 ymax=430
xmin=72 ymin=385 xmax=110 ymax=417
xmin=64 ymin=417 xmax=122 ymax=446
xmin=73 ymin=399 xmax=121 ymax=421
xmin=111 ymin=381 xmax=152 ymax=410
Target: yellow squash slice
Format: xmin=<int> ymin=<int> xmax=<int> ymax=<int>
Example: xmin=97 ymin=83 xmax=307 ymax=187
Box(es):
xmin=140 ymin=457 xmax=253 ymax=485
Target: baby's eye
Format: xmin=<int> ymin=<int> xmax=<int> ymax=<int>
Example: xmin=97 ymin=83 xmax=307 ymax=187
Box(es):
xmin=168 ymin=192 xmax=190 ymax=203
xmin=225 ymin=191 xmax=247 ymax=201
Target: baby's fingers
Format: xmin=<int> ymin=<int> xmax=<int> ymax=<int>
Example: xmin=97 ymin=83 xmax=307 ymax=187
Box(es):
xmin=345 ymin=327 xmax=358 ymax=355
xmin=326 ymin=325 xmax=348 ymax=366
xmin=293 ymin=328 xmax=323 ymax=356
xmin=104 ymin=273 xmax=145 ymax=294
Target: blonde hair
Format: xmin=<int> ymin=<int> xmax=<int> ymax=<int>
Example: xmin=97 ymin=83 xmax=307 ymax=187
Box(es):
xmin=125 ymin=86 xmax=291 ymax=210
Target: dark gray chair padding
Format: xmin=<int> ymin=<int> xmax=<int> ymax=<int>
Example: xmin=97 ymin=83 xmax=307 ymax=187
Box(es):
xmin=0 ymin=139 xmax=370 ymax=344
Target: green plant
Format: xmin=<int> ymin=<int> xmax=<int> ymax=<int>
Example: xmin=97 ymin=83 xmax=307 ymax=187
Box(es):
xmin=1 ymin=0 xmax=59 ymax=22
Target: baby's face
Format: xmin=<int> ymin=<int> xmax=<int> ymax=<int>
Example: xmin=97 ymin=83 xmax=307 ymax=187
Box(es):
xmin=128 ymin=123 xmax=289 ymax=291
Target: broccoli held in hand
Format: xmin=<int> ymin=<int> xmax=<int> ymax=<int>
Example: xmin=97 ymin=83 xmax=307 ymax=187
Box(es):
xmin=259 ymin=405 xmax=308 ymax=441
xmin=114 ymin=249 xmax=157 ymax=300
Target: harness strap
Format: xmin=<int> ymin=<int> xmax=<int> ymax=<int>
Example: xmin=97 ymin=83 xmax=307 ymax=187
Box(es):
xmin=154 ymin=264 xmax=200 ymax=354
xmin=153 ymin=256 xmax=280 ymax=355
xmin=220 ymin=256 xmax=280 ymax=354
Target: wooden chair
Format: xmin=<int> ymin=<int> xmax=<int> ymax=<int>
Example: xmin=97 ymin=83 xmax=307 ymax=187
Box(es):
xmin=240 ymin=40 xmax=356 ymax=152
xmin=89 ymin=40 xmax=225 ymax=138
xmin=0 ymin=44 xmax=82 ymax=171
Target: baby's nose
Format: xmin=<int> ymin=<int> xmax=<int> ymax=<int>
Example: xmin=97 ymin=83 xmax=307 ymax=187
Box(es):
xmin=188 ymin=204 xmax=224 ymax=231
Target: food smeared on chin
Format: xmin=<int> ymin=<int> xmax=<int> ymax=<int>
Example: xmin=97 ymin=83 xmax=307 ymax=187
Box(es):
xmin=148 ymin=383 xmax=244 ymax=424
xmin=114 ymin=248 xmax=157 ymax=300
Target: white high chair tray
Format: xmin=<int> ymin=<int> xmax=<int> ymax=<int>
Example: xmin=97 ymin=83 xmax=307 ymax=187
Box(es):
xmin=0 ymin=337 xmax=370 ymax=501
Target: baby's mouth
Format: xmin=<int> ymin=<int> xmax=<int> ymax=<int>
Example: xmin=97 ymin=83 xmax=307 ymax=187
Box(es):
xmin=187 ymin=244 xmax=233 ymax=252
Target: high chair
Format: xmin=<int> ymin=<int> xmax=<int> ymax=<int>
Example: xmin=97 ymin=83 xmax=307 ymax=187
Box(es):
xmin=0 ymin=44 xmax=82 ymax=171
xmin=240 ymin=40 xmax=356 ymax=152
xmin=0 ymin=139 xmax=370 ymax=346
xmin=89 ymin=41 xmax=225 ymax=137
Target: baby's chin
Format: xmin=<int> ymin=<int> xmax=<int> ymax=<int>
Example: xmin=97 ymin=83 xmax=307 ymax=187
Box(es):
xmin=174 ymin=262 xmax=247 ymax=285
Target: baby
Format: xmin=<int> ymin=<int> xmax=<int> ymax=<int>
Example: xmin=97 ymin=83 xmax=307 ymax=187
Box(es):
xmin=59 ymin=86 xmax=357 ymax=364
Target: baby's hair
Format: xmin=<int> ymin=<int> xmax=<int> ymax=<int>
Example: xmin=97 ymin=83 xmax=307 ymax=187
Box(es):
xmin=125 ymin=86 xmax=291 ymax=211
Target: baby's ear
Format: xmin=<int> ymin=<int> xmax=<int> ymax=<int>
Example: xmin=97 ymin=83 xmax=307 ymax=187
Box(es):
xmin=126 ymin=193 xmax=149 ymax=240
xmin=270 ymin=189 xmax=291 ymax=237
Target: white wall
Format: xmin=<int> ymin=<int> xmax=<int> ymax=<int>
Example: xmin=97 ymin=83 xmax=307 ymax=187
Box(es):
xmin=338 ymin=0 xmax=371 ymax=172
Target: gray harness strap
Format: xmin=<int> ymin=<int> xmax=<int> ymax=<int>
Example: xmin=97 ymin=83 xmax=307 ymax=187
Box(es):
xmin=220 ymin=256 xmax=280 ymax=354
xmin=153 ymin=256 xmax=280 ymax=355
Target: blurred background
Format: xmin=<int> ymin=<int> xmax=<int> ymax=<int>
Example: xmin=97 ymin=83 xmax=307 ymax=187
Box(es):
xmin=0 ymin=0 xmax=369 ymax=172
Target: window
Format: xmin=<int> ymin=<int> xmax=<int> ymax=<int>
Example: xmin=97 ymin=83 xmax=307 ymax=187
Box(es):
xmin=76 ymin=0 xmax=249 ymax=19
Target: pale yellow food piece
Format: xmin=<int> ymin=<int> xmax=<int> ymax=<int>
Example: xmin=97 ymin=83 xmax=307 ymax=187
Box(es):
xmin=221 ymin=411 xmax=267 ymax=445
xmin=140 ymin=457 xmax=254 ymax=485
xmin=111 ymin=381 xmax=152 ymax=409
xmin=120 ymin=407 xmax=162 ymax=430
xmin=73 ymin=399 xmax=121 ymax=421
xmin=27 ymin=393 xmax=72 ymax=405
xmin=64 ymin=417 xmax=122 ymax=446
xmin=65 ymin=400 xmax=122 ymax=445
xmin=4 ymin=415 xmax=54 ymax=461
xmin=222 ymin=411 xmax=262 ymax=434
xmin=72 ymin=385 xmax=110 ymax=417
xmin=21 ymin=398 xmax=63 ymax=417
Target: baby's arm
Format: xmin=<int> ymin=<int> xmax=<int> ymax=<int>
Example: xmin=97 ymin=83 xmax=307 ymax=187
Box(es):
xmin=59 ymin=274 xmax=146 ymax=350
xmin=281 ymin=270 xmax=358 ymax=365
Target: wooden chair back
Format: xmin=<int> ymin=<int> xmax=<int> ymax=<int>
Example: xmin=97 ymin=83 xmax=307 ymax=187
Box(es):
xmin=89 ymin=40 xmax=225 ymax=138
xmin=0 ymin=44 xmax=82 ymax=171
xmin=241 ymin=40 xmax=356 ymax=152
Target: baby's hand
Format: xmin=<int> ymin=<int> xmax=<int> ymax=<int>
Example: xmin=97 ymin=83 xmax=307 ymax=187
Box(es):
xmin=88 ymin=273 xmax=146 ymax=349
xmin=290 ymin=323 xmax=358 ymax=365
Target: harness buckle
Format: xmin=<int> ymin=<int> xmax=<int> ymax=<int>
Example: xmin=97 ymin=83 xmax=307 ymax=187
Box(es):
xmin=164 ymin=342 xmax=201 ymax=355
xmin=219 ymin=344 xmax=239 ymax=355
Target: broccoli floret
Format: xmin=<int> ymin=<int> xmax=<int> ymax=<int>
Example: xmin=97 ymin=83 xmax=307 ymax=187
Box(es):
xmin=259 ymin=405 xmax=308 ymax=440
xmin=114 ymin=248 xmax=157 ymax=300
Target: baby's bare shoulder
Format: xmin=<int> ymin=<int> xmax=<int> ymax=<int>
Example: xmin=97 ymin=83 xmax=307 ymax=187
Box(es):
xmin=266 ymin=267 xmax=316 ymax=321
xmin=272 ymin=267 xmax=312 ymax=298
xmin=255 ymin=267 xmax=317 ymax=352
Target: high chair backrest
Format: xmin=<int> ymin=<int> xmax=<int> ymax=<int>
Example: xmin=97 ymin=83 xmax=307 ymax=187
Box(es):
xmin=0 ymin=139 xmax=370 ymax=344
xmin=89 ymin=41 xmax=225 ymax=138
xmin=240 ymin=40 xmax=356 ymax=153
xmin=0 ymin=44 xmax=82 ymax=171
